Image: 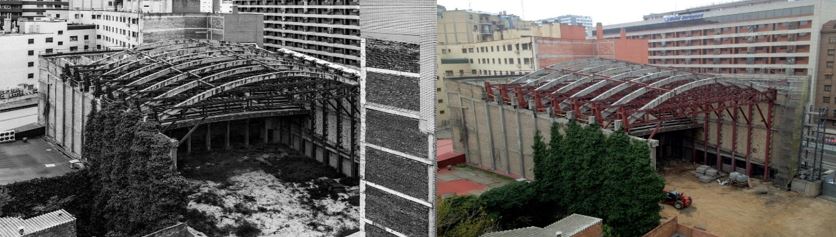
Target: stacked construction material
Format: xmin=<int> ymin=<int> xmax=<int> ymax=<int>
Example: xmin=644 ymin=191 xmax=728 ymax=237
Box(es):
xmin=695 ymin=165 xmax=719 ymax=183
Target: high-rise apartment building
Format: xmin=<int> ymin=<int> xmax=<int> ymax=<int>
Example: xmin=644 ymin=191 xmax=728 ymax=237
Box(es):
xmin=815 ymin=20 xmax=836 ymax=125
xmin=538 ymin=15 xmax=594 ymax=38
xmin=234 ymin=0 xmax=361 ymax=67
xmin=601 ymin=0 xmax=836 ymax=78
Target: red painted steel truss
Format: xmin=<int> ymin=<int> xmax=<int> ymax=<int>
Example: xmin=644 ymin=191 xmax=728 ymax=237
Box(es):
xmin=484 ymin=58 xmax=779 ymax=179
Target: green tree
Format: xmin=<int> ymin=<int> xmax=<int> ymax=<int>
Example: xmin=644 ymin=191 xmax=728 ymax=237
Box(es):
xmin=532 ymin=130 xmax=548 ymax=181
xmin=0 ymin=187 xmax=12 ymax=216
xmin=437 ymin=196 xmax=496 ymax=237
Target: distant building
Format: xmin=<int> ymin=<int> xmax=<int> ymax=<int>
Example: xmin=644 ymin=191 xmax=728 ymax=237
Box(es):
xmin=0 ymin=209 xmax=77 ymax=237
xmin=0 ymin=0 xmax=68 ymax=23
xmin=0 ymin=18 xmax=96 ymax=89
xmin=235 ymin=0 xmax=361 ymax=67
xmin=437 ymin=9 xmax=535 ymax=45
xmin=815 ymin=20 xmax=836 ymax=127
xmin=601 ymin=0 xmax=836 ymax=78
xmin=538 ymin=15 xmax=594 ymax=38
xmin=481 ymin=214 xmax=603 ymax=237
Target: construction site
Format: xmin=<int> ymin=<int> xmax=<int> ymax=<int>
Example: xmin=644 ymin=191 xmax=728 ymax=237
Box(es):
xmin=445 ymin=57 xmax=810 ymax=185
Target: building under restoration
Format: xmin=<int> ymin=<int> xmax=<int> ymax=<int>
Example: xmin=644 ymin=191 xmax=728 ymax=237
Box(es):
xmin=445 ymin=58 xmax=805 ymax=183
xmin=38 ymin=39 xmax=362 ymax=176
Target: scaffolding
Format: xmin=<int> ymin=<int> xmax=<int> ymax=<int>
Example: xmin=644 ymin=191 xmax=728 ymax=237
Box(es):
xmin=798 ymin=106 xmax=826 ymax=181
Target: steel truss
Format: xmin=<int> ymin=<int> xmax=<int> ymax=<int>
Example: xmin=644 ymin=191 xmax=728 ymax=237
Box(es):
xmin=485 ymin=58 xmax=783 ymax=180
xmin=56 ymin=39 xmax=361 ymax=168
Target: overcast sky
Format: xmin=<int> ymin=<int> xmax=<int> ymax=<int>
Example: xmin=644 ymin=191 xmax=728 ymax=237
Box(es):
xmin=437 ymin=0 xmax=743 ymax=25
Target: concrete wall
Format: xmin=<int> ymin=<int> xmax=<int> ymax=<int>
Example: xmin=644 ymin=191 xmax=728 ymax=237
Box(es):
xmin=643 ymin=216 xmax=719 ymax=237
xmin=141 ymin=13 xmax=224 ymax=44
xmin=360 ymin=0 xmax=436 ymax=236
xmin=170 ymin=0 xmax=201 ymax=13
xmin=38 ymin=56 xmax=97 ymax=159
xmin=222 ymin=13 xmax=263 ymax=47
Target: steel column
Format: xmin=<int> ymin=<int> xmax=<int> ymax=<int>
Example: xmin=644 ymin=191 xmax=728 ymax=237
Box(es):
xmin=716 ymin=109 xmax=724 ymax=171
xmin=731 ymin=104 xmax=739 ymax=172
xmin=746 ymin=104 xmax=754 ymax=177
xmin=704 ymin=110 xmax=709 ymax=165
xmin=764 ymin=101 xmax=774 ymax=180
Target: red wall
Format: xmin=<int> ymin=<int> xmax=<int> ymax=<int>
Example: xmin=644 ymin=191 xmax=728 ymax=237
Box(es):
xmin=559 ymin=24 xmax=587 ymax=40
xmin=534 ymin=37 xmax=648 ymax=69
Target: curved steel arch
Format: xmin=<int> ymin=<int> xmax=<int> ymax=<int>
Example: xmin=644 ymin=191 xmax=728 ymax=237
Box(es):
xmin=161 ymin=71 xmax=332 ymax=120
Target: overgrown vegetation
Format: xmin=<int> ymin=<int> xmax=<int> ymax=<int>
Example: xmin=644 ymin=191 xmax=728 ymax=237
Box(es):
xmin=437 ymin=121 xmax=665 ymax=237
xmin=1 ymin=101 xmax=192 ymax=237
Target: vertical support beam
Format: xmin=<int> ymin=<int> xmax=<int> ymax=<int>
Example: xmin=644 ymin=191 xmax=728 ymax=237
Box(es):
xmin=350 ymin=97 xmax=359 ymax=178
xmin=244 ymin=119 xmax=250 ymax=147
xmin=716 ymin=110 xmax=724 ymax=171
xmin=335 ymin=99 xmax=344 ymax=175
xmin=322 ymin=103 xmax=329 ymax=166
xmin=746 ymin=104 xmax=754 ymax=177
xmin=470 ymin=99 xmax=483 ymax=167
xmin=225 ymin=120 xmax=231 ymax=150
xmin=187 ymin=134 xmax=192 ymax=154
xmin=516 ymin=107 xmax=526 ymax=179
xmin=764 ymin=101 xmax=775 ymax=180
xmin=205 ymin=123 xmax=211 ymax=151
xmin=485 ymin=102 xmax=497 ymax=171
xmin=703 ymin=111 xmax=709 ymax=165
xmin=499 ymin=105 xmax=511 ymax=175
xmin=262 ymin=118 xmax=269 ymax=144
xmin=731 ymin=104 xmax=739 ymax=172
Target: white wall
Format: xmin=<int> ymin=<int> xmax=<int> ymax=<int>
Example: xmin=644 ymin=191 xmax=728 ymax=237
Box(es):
xmin=0 ymin=34 xmax=52 ymax=90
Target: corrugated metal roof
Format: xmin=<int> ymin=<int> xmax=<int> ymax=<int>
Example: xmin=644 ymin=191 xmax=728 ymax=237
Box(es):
xmin=0 ymin=209 xmax=75 ymax=237
xmin=480 ymin=214 xmax=602 ymax=237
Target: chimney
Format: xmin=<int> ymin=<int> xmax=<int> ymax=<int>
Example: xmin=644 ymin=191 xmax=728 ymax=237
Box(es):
xmin=595 ymin=22 xmax=603 ymax=40
xmin=620 ymin=28 xmax=626 ymax=39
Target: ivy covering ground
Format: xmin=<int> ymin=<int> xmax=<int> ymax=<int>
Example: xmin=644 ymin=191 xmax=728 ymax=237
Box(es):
xmin=437 ymin=121 xmax=665 ymax=237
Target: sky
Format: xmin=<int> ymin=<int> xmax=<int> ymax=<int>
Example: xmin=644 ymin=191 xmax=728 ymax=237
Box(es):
xmin=437 ymin=0 xmax=743 ymax=25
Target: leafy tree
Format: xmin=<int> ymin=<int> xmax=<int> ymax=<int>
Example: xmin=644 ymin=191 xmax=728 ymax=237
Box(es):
xmin=437 ymin=196 xmax=496 ymax=237
xmin=532 ymin=130 xmax=548 ymax=182
xmin=480 ymin=181 xmax=560 ymax=229
xmin=0 ymin=187 xmax=12 ymax=216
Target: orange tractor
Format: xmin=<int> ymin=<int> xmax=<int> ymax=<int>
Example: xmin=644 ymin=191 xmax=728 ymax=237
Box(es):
xmin=662 ymin=190 xmax=692 ymax=209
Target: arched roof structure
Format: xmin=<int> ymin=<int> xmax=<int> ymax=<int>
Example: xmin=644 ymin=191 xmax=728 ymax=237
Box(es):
xmin=486 ymin=58 xmax=778 ymax=135
xmin=60 ymin=40 xmax=360 ymax=129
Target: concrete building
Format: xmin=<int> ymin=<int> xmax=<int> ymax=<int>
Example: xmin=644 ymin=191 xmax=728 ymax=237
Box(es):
xmin=437 ymin=9 xmax=534 ymax=45
xmin=0 ymin=0 xmax=68 ymax=23
xmin=435 ymin=23 xmax=648 ymax=127
xmin=538 ymin=15 xmax=595 ymax=38
xmin=234 ymin=0 xmax=361 ymax=67
xmin=600 ymin=0 xmax=836 ymax=82
xmin=815 ymin=20 xmax=836 ymax=126
xmin=0 ymin=18 xmax=96 ymax=90
xmin=67 ymin=0 xmax=201 ymax=13
xmin=54 ymin=10 xmax=262 ymax=50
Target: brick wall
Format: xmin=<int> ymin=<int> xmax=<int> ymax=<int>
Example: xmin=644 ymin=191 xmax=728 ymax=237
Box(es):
xmin=360 ymin=0 xmax=436 ymax=236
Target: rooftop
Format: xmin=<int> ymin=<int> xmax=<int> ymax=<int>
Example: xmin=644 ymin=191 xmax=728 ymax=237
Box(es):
xmin=0 ymin=209 xmax=75 ymax=237
xmin=480 ymin=214 xmax=602 ymax=237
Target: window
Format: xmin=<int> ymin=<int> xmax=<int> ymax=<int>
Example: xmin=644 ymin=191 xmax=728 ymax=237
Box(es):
xmin=70 ymin=46 xmax=78 ymax=52
xmin=831 ymin=37 xmax=836 ymax=44
xmin=471 ymin=69 xmax=477 ymax=75
xmin=70 ymin=36 xmax=78 ymax=41
xmin=825 ymin=85 xmax=832 ymax=92
xmin=436 ymin=88 xmax=441 ymax=92
xmin=524 ymin=58 xmax=531 ymax=64
xmin=445 ymin=70 xmax=453 ymax=76
xmin=27 ymin=73 xmax=34 ymax=79
xmin=58 ymin=30 xmax=63 ymax=35
xmin=28 ymin=38 xmax=34 ymax=44
xmin=828 ymin=74 xmax=834 ymax=80
xmin=27 ymin=50 xmax=34 ymax=56
xmin=84 ymin=35 xmax=89 ymax=40
xmin=27 ymin=62 xmax=34 ymax=67
xmin=45 ymin=37 xmax=53 ymax=43
xmin=96 ymin=35 xmax=101 ymax=39
xmin=828 ymin=62 xmax=834 ymax=68
xmin=97 ymin=45 xmax=101 ymax=50
xmin=825 ymin=97 xmax=831 ymax=104
xmin=522 ymin=43 xmax=530 ymax=50
xmin=45 ymin=48 xmax=53 ymax=53
xmin=58 ymin=41 xmax=63 ymax=46
xmin=462 ymin=48 xmax=467 ymax=53
xmin=438 ymin=99 xmax=444 ymax=103
xmin=829 ymin=49 xmax=835 ymax=56
xmin=84 ymin=45 xmax=89 ymax=50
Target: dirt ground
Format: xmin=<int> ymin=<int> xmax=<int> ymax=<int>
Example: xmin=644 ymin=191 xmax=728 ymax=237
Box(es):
xmin=661 ymin=163 xmax=836 ymax=237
